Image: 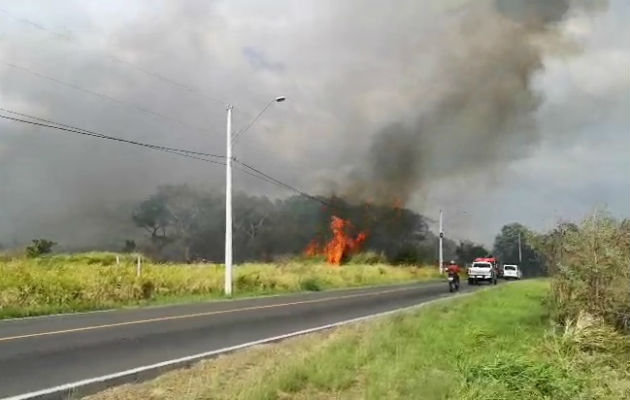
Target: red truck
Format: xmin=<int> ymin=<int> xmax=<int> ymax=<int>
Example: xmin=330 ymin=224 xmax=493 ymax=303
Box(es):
xmin=468 ymin=257 xmax=500 ymax=285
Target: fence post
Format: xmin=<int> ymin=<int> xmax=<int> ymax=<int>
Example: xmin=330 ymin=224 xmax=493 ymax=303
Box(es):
xmin=136 ymin=255 xmax=142 ymax=277
xmin=116 ymin=255 xmax=120 ymax=265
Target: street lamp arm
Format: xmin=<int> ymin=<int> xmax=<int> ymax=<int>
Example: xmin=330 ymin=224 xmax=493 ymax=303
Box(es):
xmin=231 ymin=96 xmax=286 ymax=144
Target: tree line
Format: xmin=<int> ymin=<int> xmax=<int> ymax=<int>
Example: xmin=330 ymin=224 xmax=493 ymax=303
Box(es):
xmin=7 ymin=183 xmax=580 ymax=275
xmin=128 ymin=185 xmax=552 ymax=271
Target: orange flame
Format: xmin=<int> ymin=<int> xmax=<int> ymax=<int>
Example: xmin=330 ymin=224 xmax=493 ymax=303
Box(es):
xmin=304 ymin=239 xmax=321 ymax=257
xmin=304 ymin=216 xmax=367 ymax=265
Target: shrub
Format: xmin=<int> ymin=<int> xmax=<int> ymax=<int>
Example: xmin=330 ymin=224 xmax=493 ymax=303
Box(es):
xmin=300 ymin=277 xmax=323 ymax=291
xmin=123 ymin=240 xmax=136 ymax=253
xmin=141 ymin=280 xmax=155 ymax=299
xmin=25 ymin=239 xmax=57 ymax=257
xmin=542 ymin=212 xmax=630 ymax=332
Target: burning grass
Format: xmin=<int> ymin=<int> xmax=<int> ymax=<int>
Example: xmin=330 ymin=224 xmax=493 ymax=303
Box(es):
xmin=85 ymin=280 xmax=629 ymax=400
xmin=0 ymin=252 xmax=438 ymax=319
xmin=304 ymin=215 xmax=368 ymax=265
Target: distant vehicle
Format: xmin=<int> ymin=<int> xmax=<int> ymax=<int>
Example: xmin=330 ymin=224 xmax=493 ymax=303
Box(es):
xmin=502 ymin=264 xmax=522 ymax=280
xmin=473 ymin=256 xmax=501 ymax=277
xmin=467 ymin=259 xmax=497 ymax=285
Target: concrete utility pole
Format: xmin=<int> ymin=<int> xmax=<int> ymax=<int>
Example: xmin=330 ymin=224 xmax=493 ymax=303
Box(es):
xmin=224 ymin=104 xmax=233 ymax=296
xmin=223 ymin=96 xmax=285 ymax=296
xmin=518 ymin=232 xmax=522 ymax=264
xmin=438 ymin=209 xmax=444 ymax=273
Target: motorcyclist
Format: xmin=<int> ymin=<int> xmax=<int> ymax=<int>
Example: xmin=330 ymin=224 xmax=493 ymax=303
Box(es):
xmin=446 ymin=260 xmax=461 ymax=286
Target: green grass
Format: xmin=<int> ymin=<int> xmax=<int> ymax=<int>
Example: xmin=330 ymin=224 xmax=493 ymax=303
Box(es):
xmin=86 ymin=280 xmax=629 ymax=400
xmin=0 ymin=252 xmax=439 ymax=319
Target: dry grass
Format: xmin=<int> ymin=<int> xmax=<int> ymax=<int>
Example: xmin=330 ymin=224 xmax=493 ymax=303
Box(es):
xmin=0 ymin=252 xmax=438 ymax=319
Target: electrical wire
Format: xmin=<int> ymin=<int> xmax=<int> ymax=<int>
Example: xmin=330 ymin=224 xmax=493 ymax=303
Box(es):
xmin=0 ymin=7 xmax=228 ymax=107
xmin=231 ymin=99 xmax=274 ymax=144
xmin=233 ymin=159 xmax=331 ymax=207
xmin=0 ymin=107 xmax=328 ymax=206
xmin=0 ymin=60 xmax=219 ymax=137
xmin=0 ymin=109 xmax=226 ymax=162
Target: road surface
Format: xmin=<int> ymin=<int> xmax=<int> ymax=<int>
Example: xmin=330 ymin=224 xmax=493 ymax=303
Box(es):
xmin=0 ymin=279 xmax=494 ymax=399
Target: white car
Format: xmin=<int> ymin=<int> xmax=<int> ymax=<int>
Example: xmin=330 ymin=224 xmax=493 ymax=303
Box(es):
xmin=467 ymin=261 xmax=497 ymax=285
xmin=502 ymin=264 xmax=522 ymax=280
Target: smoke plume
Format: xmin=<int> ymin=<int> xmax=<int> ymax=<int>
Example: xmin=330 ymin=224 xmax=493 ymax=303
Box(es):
xmin=343 ymin=0 xmax=604 ymax=205
xmin=0 ymin=0 xmax=619 ymax=250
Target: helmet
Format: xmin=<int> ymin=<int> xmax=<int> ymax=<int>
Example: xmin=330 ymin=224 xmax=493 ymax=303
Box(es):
xmin=450 ymin=260 xmax=456 ymax=264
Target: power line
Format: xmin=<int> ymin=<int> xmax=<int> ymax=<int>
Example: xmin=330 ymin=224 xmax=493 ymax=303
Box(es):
xmin=0 ymin=7 xmax=228 ymax=107
xmin=1 ymin=107 xmax=456 ymax=230
xmin=231 ymin=100 xmax=275 ymax=144
xmin=0 ymin=107 xmax=329 ymax=207
xmin=0 ymin=60 xmax=218 ymax=137
xmin=0 ymin=108 xmax=226 ymax=162
xmin=233 ymin=159 xmax=330 ymax=207
xmin=232 ymin=163 xmax=289 ymax=187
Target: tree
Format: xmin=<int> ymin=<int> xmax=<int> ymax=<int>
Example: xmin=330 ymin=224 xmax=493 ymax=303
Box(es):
xmin=122 ymin=240 xmax=136 ymax=253
xmin=455 ymin=241 xmax=489 ymax=265
xmin=493 ymin=223 xmax=543 ymax=276
xmin=528 ymin=221 xmax=578 ymax=274
xmin=132 ymin=193 xmax=171 ymax=242
xmin=26 ymin=239 xmax=57 ymax=257
xmin=130 ymin=187 xmax=464 ymax=264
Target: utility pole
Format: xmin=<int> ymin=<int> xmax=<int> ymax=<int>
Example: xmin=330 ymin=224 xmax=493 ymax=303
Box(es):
xmin=224 ymin=104 xmax=233 ymax=296
xmin=223 ymin=96 xmax=285 ymax=296
xmin=438 ymin=209 xmax=444 ymax=273
xmin=518 ymin=232 xmax=522 ymax=264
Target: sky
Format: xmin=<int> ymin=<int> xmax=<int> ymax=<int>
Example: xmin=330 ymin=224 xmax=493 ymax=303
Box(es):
xmin=0 ymin=0 xmax=628 ymax=248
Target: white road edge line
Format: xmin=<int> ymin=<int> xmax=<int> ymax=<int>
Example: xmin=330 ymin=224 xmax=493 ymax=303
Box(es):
xmin=2 ymin=288 xmax=485 ymax=400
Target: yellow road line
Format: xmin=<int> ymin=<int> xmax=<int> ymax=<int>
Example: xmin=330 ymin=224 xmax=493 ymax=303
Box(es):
xmin=0 ymin=286 xmax=419 ymax=342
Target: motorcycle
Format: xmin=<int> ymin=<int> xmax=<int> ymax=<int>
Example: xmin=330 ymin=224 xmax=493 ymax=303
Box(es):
xmin=447 ymin=272 xmax=460 ymax=293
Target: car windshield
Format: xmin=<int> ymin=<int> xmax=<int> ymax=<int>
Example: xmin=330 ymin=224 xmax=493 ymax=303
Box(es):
xmin=504 ymin=266 xmax=516 ymax=271
xmin=472 ymin=263 xmax=491 ymax=268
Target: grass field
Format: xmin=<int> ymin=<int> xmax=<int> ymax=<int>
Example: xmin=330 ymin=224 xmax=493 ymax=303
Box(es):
xmin=86 ymin=280 xmax=629 ymax=400
xmin=0 ymin=252 xmax=438 ymax=319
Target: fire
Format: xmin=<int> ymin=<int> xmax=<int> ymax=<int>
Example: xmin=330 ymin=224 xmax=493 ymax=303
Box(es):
xmin=304 ymin=216 xmax=367 ymax=265
xmin=304 ymin=239 xmax=321 ymax=257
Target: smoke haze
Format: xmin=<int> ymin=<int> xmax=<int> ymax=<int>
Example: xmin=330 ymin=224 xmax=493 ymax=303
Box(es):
xmin=0 ymin=0 xmax=627 ymax=249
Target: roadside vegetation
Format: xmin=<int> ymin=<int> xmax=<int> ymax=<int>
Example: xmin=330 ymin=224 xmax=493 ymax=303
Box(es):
xmin=87 ymin=280 xmax=628 ymax=400
xmin=85 ymin=211 xmax=629 ymax=400
xmin=0 ymin=251 xmax=438 ymax=319
xmin=535 ymin=211 xmax=630 ymax=332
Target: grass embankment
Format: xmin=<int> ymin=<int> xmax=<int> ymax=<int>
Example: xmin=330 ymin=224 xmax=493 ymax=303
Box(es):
xmin=87 ymin=280 xmax=629 ymax=400
xmin=0 ymin=252 xmax=438 ymax=319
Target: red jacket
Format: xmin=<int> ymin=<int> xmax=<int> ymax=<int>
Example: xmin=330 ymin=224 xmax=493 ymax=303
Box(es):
xmin=446 ymin=264 xmax=461 ymax=275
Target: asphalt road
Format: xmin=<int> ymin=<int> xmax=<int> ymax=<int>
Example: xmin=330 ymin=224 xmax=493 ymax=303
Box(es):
xmin=0 ymin=279 xmax=494 ymax=399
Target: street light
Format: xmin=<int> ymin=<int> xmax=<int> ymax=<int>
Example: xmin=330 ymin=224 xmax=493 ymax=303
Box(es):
xmin=224 ymin=96 xmax=286 ymax=296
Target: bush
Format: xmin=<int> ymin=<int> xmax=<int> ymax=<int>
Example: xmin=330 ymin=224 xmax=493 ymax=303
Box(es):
xmin=542 ymin=212 xmax=630 ymax=332
xmin=123 ymin=240 xmax=136 ymax=253
xmin=392 ymin=245 xmax=422 ymax=265
xmin=300 ymin=277 xmax=323 ymax=291
xmin=25 ymin=239 xmax=57 ymax=257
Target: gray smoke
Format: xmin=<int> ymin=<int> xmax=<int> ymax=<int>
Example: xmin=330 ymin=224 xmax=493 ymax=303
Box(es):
xmin=0 ymin=0 xmax=613 ymax=250
xmin=342 ymin=0 xmax=605 ymax=204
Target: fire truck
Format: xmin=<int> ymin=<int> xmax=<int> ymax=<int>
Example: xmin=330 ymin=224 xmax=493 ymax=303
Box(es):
xmin=478 ymin=257 xmax=501 ymax=277
xmin=467 ymin=256 xmax=500 ymax=285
